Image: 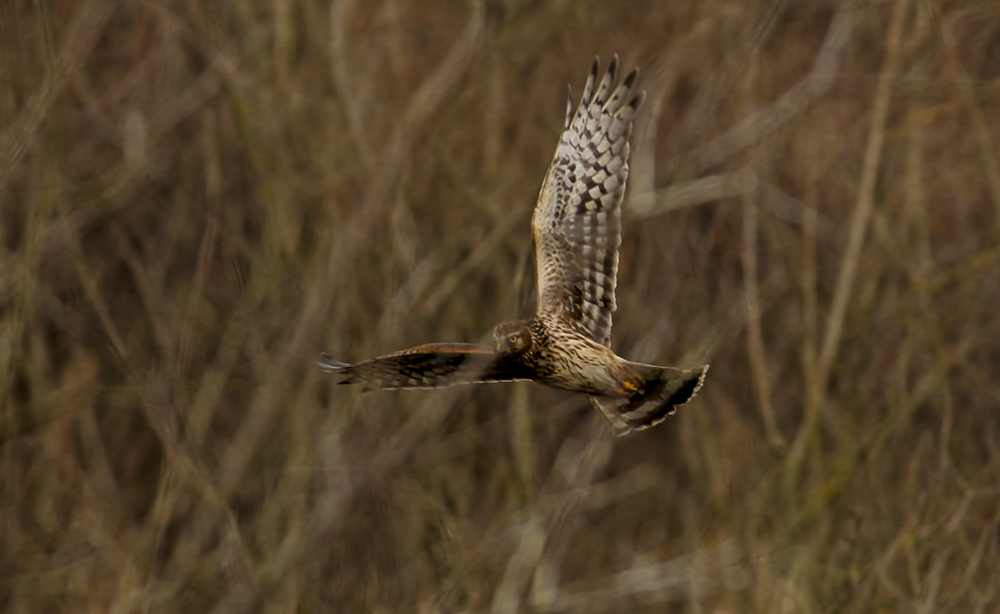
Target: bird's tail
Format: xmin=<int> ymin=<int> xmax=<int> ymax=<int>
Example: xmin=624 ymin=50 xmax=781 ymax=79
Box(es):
xmin=589 ymin=362 xmax=709 ymax=436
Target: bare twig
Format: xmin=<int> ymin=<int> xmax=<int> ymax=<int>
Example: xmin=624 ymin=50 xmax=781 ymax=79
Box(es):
xmin=786 ymin=0 xmax=908 ymax=491
xmin=684 ymin=1 xmax=856 ymax=173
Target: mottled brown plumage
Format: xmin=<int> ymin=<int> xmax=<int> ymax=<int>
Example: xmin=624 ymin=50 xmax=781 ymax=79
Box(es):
xmin=320 ymin=56 xmax=708 ymax=435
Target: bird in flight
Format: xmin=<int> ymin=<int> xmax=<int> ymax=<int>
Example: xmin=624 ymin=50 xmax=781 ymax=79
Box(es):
xmin=320 ymin=56 xmax=708 ymax=435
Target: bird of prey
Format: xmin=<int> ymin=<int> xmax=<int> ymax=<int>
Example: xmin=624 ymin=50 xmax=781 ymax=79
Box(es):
xmin=320 ymin=56 xmax=708 ymax=435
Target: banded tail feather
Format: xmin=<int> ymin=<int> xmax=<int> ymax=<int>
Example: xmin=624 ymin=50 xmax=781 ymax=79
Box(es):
xmin=589 ymin=362 xmax=709 ymax=436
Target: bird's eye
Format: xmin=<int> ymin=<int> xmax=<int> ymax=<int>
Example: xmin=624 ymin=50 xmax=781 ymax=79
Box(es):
xmin=508 ymin=334 xmax=519 ymax=343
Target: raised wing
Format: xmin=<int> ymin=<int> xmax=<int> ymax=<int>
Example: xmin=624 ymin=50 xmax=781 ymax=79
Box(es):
xmin=318 ymin=343 xmax=534 ymax=391
xmin=532 ymin=56 xmax=645 ymax=347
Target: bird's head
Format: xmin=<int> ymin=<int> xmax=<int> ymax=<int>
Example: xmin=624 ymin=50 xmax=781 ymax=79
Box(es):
xmin=493 ymin=321 xmax=533 ymax=355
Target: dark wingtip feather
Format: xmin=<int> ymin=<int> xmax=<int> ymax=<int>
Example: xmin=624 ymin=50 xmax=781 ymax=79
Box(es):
xmin=631 ymin=89 xmax=647 ymax=110
xmin=607 ymin=54 xmax=619 ymax=80
xmin=565 ymin=84 xmax=574 ymax=129
xmin=317 ymin=353 xmax=352 ymax=372
xmin=622 ymin=67 xmax=639 ymax=90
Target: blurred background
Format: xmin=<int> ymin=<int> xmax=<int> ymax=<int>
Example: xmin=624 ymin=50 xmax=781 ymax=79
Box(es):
xmin=3 ymin=0 xmax=999 ymax=611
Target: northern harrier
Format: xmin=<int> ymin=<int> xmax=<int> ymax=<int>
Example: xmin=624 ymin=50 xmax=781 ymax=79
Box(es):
xmin=320 ymin=56 xmax=708 ymax=435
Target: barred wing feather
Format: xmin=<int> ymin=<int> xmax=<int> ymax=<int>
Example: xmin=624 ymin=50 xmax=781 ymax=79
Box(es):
xmin=319 ymin=343 xmax=534 ymax=391
xmin=531 ymin=56 xmax=645 ymax=347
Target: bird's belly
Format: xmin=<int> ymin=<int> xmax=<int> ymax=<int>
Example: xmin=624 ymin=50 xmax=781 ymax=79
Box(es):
xmin=530 ymin=343 xmax=624 ymax=396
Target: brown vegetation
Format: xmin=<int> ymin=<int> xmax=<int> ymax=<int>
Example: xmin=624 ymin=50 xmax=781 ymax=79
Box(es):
xmin=3 ymin=0 xmax=999 ymax=611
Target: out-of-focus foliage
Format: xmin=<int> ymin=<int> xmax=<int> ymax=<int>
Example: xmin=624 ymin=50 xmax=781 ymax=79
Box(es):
xmin=2 ymin=0 xmax=999 ymax=611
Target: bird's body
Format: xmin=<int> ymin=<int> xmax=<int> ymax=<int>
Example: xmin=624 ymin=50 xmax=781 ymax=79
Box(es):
xmin=498 ymin=316 xmax=640 ymax=397
xmin=321 ymin=56 xmax=708 ymax=435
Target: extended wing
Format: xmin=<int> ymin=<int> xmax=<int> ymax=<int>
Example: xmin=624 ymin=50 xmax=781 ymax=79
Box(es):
xmin=319 ymin=343 xmax=533 ymax=391
xmin=532 ymin=56 xmax=645 ymax=347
